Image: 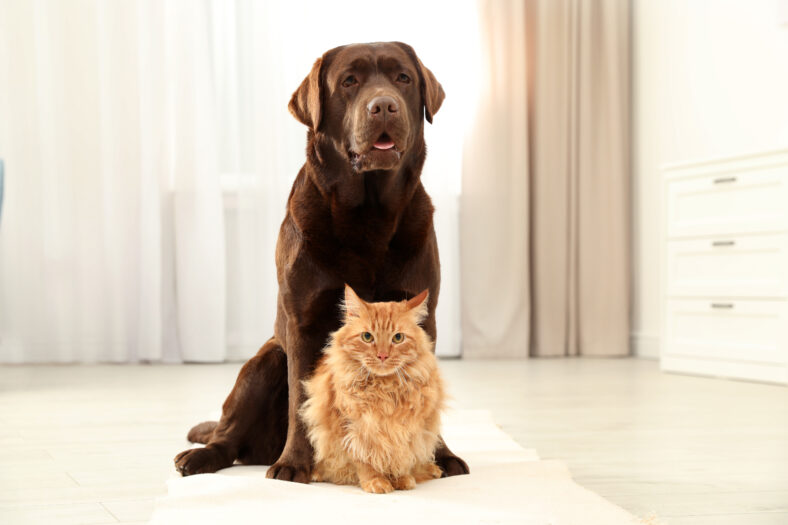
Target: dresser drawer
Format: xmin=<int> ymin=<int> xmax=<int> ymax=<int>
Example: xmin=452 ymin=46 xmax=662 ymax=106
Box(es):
xmin=666 ymin=234 xmax=788 ymax=298
xmin=666 ymin=165 xmax=788 ymax=237
xmin=663 ymin=299 xmax=788 ymax=365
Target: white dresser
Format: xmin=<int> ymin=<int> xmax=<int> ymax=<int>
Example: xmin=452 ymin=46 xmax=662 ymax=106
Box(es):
xmin=661 ymin=149 xmax=788 ymax=384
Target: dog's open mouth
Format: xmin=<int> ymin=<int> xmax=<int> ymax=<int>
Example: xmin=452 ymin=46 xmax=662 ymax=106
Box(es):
xmin=348 ymin=133 xmax=403 ymax=171
xmin=372 ymin=133 xmax=396 ymax=151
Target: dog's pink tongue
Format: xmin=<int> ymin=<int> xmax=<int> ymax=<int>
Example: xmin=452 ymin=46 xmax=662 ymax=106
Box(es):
xmin=373 ymin=139 xmax=395 ymax=150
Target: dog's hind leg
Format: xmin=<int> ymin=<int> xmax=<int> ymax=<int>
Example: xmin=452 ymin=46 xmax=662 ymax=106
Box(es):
xmin=186 ymin=421 xmax=218 ymax=444
xmin=174 ymin=337 xmax=288 ymax=476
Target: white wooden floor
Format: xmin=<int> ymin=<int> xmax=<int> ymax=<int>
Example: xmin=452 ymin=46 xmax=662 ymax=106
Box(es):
xmin=0 ymin=358 xmax=786 ymax=524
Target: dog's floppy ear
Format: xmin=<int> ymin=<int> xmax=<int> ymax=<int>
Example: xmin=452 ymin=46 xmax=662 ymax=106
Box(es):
xmin=395 ymin=43 xmax=445 ymax=124
xmin=417 ymin=57 xmax=445 ymax=124
xmin=289 ymin=57 xmax=325 ymax=130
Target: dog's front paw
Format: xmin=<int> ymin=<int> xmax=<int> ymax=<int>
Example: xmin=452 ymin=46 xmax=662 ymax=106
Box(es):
xmin=265 ymin=456 xmax=312 ymax=484
xmin=435 ymin=452 xmax=470 ymax=477
xmin=174 ymin=446 xmax=232 ymax=476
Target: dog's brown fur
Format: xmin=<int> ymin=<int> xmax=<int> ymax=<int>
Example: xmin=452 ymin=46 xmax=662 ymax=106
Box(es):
xmin=174 ymin=42 xmax=468 ymax=482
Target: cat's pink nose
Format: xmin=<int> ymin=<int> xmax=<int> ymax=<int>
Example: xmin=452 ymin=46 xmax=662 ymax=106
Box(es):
xmin=377 ymin=354 xmax=388 ymax=362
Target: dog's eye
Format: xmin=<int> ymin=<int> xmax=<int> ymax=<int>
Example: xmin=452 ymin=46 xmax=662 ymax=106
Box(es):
xmin=342 ymin=75 xmax=358 ymax=88
xmin=361 ymin=332 xmax=374 ymax=343
xmin=396 ymin=73 xmax=411 ymax=84
xmin=392 ymin=333 xmax=404 ymax=343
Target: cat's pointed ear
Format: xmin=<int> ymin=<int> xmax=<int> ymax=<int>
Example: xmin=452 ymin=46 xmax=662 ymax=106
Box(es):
xmin=406 ymin=289 xmax=430 ymax=323
xmin=343 ymin=285 xmax=366 ymax=318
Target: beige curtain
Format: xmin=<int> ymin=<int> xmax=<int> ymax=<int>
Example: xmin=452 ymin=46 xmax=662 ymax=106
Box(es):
xmin=461 ymin=0 xmax=630 ymax=358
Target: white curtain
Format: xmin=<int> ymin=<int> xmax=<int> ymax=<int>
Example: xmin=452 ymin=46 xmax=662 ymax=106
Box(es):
xmin=460 ymin=0 xmax=530 ymax=358
xmin=0 ymin=0 xmax=475 ymax=363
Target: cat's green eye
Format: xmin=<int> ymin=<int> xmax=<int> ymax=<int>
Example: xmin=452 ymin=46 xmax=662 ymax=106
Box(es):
xmin=392 ymin=333 xmax=404 ymax=343
xmin=361 ymin=332 xmax=374 ymax=343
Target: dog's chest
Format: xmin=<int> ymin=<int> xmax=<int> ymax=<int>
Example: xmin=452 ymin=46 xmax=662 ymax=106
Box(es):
xmin=325 ymin=209 xmax=412 ymax=281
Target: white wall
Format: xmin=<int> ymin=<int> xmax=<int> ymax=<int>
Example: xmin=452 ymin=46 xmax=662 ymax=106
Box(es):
xmin=632 ymin=0 xmax=788 ymax=358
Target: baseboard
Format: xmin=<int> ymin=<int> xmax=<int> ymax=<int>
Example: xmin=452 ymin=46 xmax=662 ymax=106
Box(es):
xmin=662 ymin=355 xmax=787 ymax=385
xmin=631 ymin=332 xmax=660 ymax=359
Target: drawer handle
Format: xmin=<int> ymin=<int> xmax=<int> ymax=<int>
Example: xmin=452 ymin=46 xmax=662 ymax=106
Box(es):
xmin=713 ymin=176 xmax=737 ymax=185
xmin=710 ymin=302 xmax=734 ymax=309
xmin=711 ymin=240 xmax=736 ymax=247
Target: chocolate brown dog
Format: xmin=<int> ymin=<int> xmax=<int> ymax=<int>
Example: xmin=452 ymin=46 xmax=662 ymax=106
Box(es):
xmin=174 ymin=42 xmax=469 ymax=482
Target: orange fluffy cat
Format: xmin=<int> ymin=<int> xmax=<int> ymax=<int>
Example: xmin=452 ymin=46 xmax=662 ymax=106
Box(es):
xmin=300 ymin=285 xmax=445 ymax=494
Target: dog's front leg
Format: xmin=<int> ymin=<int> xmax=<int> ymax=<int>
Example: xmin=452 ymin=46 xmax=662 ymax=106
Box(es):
xmin=265 ymin=321 xmax=323 ymax=483
xmin=434 ymin=436 xmax=470 ymax=477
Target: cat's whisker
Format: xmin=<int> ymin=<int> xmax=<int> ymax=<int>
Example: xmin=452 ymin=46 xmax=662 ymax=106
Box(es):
xmin=350 ymin=367 xmax=362 ymax=389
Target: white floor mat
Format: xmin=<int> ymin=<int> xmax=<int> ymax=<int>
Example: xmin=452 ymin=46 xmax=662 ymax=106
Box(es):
xmin=150 ymin=410 xmax=638 ymax=524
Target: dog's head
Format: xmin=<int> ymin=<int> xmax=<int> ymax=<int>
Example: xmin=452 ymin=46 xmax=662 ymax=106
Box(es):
xmin=289 ymin=42 xmax=444 ymax=173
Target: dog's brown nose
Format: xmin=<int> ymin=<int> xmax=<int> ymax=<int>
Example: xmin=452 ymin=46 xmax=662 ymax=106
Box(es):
xmin=367 ymin=96 xmax=399 ymax=117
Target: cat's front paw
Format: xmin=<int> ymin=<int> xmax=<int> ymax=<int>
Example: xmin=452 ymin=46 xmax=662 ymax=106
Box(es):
xmin=414 ymin=463 xmax=442 ymax=483
xmin=361 ymin=477 xmax=394 ymax=494
xmin=392 ymin=474 xmax=416 ymax=490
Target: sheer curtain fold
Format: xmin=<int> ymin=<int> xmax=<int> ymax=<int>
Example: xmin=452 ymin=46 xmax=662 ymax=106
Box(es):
xmin=460 ymin=1 xmax=530 ymax=358
xmin=462 ymin=0 xmax=630 ymax=358
xmin=0 ymin=0 xmax=470 ymax=363
xmin=0 ymin=0 xmax=225 ymax=363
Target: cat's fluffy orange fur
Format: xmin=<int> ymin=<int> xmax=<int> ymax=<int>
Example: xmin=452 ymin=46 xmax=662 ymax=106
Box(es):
xmin=300 ymin=285 xmax=445 ymax=494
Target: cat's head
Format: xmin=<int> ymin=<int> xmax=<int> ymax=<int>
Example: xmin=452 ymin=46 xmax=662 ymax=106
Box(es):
xmin=334 ymin=285 xmax=432 ymax=377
